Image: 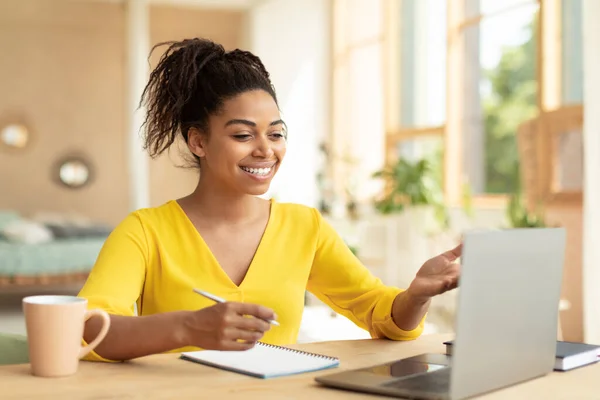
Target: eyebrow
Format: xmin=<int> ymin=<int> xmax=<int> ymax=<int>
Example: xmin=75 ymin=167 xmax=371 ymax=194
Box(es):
xmin=224 ymin=119 xmax=285 ymax=128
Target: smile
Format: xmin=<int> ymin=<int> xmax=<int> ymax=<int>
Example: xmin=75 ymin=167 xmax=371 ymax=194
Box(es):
xmin=240 ymin=166 xmax=273 ymax=176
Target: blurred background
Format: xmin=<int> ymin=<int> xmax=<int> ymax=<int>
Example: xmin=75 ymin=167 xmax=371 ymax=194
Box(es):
xmin=1 ymin=0 xmax=598 ymax=345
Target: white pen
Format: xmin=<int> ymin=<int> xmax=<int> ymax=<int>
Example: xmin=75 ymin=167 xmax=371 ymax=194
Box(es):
xmin=192 ymin=288 xmax=280 ymax=326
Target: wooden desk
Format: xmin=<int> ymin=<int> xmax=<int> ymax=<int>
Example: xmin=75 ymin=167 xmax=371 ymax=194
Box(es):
xmin=1 ymin=334 xmax=598 ymax=399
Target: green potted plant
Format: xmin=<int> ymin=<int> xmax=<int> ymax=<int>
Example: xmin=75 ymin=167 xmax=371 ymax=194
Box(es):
xmin=371 ymin=158 xmax=449 ymax=229
xmin=506 ymin=191 xmax=546 ymax=228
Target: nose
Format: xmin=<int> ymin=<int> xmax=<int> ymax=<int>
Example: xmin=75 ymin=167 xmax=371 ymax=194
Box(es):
xmin=252 ymin=136 xmax=275 ymax=158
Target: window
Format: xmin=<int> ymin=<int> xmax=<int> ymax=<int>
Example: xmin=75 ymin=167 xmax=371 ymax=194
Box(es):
xmin=449 ymin=0 xmax=539 ymax=198
xmin=442 ymin=0 xmax=585 ymax=206
xmin=341 ymin=0 xmax=585 ymax=209
xmin=561 ymin=0 xmax=583 ymax=105
xmin=384 ymin=0 xmax=447 ymax=195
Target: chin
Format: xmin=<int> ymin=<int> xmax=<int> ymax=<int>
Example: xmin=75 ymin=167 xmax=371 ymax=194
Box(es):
xmin=244 ymin=183 xmax=272 ymax=196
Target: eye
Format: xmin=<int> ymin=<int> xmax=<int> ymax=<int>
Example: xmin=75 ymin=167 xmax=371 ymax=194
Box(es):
xmin=233 ymin=134 xmax=252 ymax=141
xmin=270 ymin=132 xmax=286 ymax=140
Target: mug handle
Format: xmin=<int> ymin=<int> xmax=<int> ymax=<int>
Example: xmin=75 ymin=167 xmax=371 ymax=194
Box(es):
xmin=79 ymin=309 xmax=111 ymax=359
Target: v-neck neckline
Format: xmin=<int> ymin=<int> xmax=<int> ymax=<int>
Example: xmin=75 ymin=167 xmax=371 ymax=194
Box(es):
xmin=172 ymin=198 xmax=276 ymax=289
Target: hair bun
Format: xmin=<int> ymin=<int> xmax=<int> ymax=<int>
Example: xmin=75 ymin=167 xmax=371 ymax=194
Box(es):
xmin=177 ymin=38 xmax=226 ymax=71
xmin=225 ymin=49 xmax=271 ymax=80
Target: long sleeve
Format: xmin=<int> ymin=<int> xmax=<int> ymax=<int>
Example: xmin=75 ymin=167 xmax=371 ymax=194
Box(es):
xmin=77 ymin=212 xmax=149 ymax=361
xmin=306 ymin=209 xmax=425 ymax=340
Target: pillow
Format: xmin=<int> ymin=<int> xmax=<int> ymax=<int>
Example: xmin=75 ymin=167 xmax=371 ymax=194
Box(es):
xmin=45 ymin=223 xmax=112 ymax=239
xmin=1 ymin=219 xmax=54 ymax=244
xmin=29 ymin=212 xmax=68 ymax=226
xmin=32 ymin=211 xmax=94 ymax=227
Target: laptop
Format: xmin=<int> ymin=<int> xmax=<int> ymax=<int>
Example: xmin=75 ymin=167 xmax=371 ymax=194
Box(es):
xmin=315 ymin=228 xmax=566 ymax=400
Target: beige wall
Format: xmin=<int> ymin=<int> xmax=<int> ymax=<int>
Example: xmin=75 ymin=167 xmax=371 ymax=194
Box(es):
xmin=0 ymin=0 xmax=245 ymax=225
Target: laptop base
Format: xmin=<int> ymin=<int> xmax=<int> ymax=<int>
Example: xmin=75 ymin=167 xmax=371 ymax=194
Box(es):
xmin=315 ymin=353 xmax=452 ymax=400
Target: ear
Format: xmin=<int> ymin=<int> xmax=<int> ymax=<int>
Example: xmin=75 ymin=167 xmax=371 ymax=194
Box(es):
xmin=187 ymin=127 xmax=208 ymax=158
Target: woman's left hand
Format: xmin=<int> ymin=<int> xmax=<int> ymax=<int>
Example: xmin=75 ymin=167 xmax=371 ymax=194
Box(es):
xmin=407 ymin=244 xmax=462 ymax=303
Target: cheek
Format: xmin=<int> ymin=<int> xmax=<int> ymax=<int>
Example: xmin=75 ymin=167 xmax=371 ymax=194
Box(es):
xmin=275 ymin=141 xmax=287 ymax=159
xmin=207 ymin=142 xmax=243 ymax=163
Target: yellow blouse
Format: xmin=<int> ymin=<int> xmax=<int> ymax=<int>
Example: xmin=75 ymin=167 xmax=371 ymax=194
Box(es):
xmin=78 ymin=199 xmax=424 ymax=361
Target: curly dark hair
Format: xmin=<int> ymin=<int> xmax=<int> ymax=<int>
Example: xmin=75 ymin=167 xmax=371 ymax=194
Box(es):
xmin=139 ymin=38 xmax=279 ymax=163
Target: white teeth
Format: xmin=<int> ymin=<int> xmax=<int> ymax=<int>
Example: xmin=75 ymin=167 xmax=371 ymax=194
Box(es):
xmin=241 ymin=166 xmax=272 ymax=176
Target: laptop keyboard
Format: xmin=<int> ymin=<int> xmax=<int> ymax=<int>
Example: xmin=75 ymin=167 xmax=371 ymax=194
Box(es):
xmin=382 ymin=367 xmax=451 ymax=393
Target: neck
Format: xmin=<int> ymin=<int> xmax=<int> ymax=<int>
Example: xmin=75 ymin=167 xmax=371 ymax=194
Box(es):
xmin=184 ymin=175 xmax=263 ymax=224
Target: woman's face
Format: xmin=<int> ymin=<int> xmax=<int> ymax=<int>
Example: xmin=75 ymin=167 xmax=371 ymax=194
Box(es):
xmin=188 ymin=90 xmax=286 ymax=196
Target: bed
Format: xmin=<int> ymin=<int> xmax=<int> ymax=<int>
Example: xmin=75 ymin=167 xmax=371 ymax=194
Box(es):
xmin=0 ymin=210 xmax=109 ymax=287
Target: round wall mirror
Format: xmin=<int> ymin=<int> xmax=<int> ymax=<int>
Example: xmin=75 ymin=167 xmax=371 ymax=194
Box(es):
xmin=1 ymin=123 xmax=29 ymax=149
xmin=55 ymin=157 xmax=93 ymax=189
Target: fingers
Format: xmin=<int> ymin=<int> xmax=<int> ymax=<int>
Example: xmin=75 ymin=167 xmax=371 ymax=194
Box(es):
xmin=444 ymin=275 xmax=459 ymax=290
xmin=219 ymin=302 xmax=274 ymax=333
xmin=441 ymin=243 xmax=462 ymax=262
xmin=210 ymin=306 xmax=269 ymax=351
xmin=443 ymin=263 xmax=461 ymax=290
xmin=225 ymin=340 xmax=257 ymax=351
xmin=216 ymin=334 xmax=260 ymax=351
xmin=226 ymin=327 xmax=264 ymax=344
xmin=191 ymin=302 xmax=278 ymax=351
xmin=231 ymin=302 xmax=277 ymax=323
xmin=236 ymin=315 xmax=271 ymax=333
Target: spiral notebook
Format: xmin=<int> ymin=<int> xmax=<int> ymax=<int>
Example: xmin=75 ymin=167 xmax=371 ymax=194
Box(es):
xmin=180 ymin=342 xmax=340 ymax=379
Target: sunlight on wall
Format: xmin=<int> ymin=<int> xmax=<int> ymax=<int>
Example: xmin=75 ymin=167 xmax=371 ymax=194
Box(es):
xmin=271 ymin=60 xmax=320 ymax=206
xmin=247 ymin=0 xmax=330 ymax=208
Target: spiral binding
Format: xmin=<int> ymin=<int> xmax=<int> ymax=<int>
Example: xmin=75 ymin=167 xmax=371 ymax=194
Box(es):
xmin=257 ymin=342 xmax=339 ymax=361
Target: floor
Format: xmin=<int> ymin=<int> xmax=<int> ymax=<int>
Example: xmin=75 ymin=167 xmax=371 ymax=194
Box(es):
xmin=0 ymin=286 xmax=372 ymax=343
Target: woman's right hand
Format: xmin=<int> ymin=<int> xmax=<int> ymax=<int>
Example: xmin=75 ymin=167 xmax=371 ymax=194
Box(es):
xmin=181 ymin=302 xmax=276 ymax=351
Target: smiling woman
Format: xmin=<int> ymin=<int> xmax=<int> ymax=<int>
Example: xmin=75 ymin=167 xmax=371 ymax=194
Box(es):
xmin=76 ymin=37 xmax=461 ymax=363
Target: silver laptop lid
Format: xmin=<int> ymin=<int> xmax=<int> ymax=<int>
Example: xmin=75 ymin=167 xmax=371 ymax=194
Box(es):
xmin=450 ymin=228 xmax=566 ymax=399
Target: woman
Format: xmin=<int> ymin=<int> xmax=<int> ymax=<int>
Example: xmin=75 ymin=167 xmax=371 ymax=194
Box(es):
xmin=79 ymin=38 xmax=461 ymax=362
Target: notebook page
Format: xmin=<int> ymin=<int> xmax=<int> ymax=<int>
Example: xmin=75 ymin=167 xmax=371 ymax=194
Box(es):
xmin=181 ymin=343 xmax=339 ymax=377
